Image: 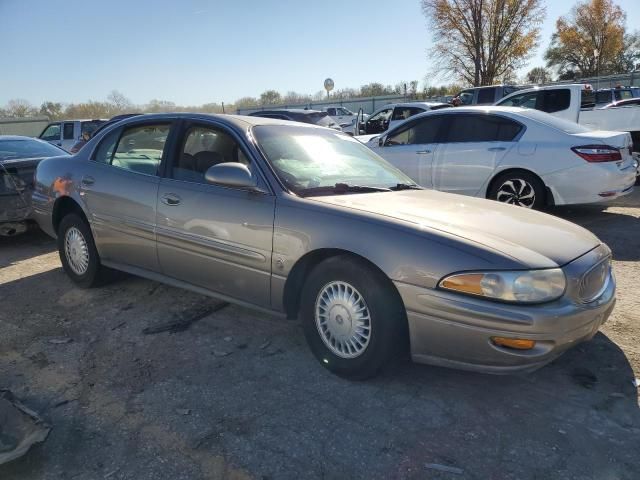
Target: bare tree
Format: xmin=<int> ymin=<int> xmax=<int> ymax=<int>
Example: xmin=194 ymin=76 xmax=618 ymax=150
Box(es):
xmin=422 ymin=0 xmax=545 ymax=86
xmin=107 ymin=90 xmax=133 ymax=112
xmin=4 ymin=99 xmax=38 ymax=117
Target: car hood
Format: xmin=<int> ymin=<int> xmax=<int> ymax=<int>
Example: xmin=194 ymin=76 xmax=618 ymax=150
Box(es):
xmin=354 ymin=134 xmax=379 ymax=144
xmin=309 ymin=190 xmax=601 ymax=268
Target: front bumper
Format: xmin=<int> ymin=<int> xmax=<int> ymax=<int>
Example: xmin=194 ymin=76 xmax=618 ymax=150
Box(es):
xmin=396 ymin=245 xmax=616 ymax=374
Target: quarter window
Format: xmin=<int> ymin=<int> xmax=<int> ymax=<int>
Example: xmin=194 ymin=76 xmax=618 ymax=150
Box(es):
xmin=171 ymin=125 xmax=251 ymax=185
xmin=445 ymin=115 xmax=522 ymax=143
xmin=93 ymin=129 xmax=120 ymax=164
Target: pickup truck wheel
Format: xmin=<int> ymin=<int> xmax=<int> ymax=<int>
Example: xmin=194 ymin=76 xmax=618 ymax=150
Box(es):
xmin=488 ymin=171 xmax=545 ymax=210
xmin=57 ymin=213 xmax=107 ymax=288
xmin=300 ymin=256 xmax=406 ymax=379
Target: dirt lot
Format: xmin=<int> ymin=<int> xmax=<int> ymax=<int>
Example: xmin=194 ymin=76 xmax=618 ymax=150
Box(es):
xmin=1 ymin=192 xmax=639 ymax=480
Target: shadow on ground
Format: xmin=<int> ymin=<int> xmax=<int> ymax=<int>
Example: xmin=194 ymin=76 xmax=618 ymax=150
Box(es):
xmin=1 ymin=266 xmax=639 ymax=479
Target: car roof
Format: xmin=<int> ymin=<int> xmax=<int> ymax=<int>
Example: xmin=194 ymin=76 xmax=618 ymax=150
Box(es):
xmin=250 ymin=109 xmax=324 ymax=115
xmin=0 ymin=135 xmax=47 ymax=141
xmin=108 ymin=112 xmax=331 ymax=130
xmin=411 ymin=105 xmax=525 ymax=115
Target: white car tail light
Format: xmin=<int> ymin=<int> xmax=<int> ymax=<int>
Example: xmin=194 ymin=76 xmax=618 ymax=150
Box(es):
xmin=571 ymin=145 xmax=622 ymax=163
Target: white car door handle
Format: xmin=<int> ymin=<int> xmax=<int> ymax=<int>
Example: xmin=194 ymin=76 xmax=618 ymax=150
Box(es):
xmin=415 ymin=150 xmax=432 ymax=154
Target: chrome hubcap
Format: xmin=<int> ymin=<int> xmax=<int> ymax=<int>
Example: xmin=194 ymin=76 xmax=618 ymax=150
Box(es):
xmin=315 ymin=281 xmax=371 ymax=359
xmin=64 ymin=227 xmax=90 ymax=275
xmin=496 ymin=179 xmax=535 ymax=208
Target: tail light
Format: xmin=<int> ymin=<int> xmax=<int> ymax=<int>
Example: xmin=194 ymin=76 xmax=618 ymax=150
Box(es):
xmin=571 ymin=145 xmax=622 ymax=162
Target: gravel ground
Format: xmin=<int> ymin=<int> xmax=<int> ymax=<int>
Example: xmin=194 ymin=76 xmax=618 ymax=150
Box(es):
xmin=1 ymin=191 xmax=639 ymax=480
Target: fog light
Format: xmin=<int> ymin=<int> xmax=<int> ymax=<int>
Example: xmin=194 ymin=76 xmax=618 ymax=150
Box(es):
xmin=491 ymin=337 xmax=536 ymax=350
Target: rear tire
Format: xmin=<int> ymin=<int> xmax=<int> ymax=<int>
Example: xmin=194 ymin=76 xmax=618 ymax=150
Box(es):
xmin=488 ymin=171 xmax=546 ymax=210
xmin=300 ymin=256 xmax=407 ymax=379
xmin=57 ymin=213 xmax=107 ymax=288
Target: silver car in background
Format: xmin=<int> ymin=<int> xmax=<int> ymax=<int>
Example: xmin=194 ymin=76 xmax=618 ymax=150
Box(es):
xmin=32 ymin=114 xmax=615 ymax=379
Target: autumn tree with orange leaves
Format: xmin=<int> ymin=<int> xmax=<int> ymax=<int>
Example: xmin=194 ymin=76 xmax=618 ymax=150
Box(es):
xmin=545 ymin=0 xmax=633 ymax=79
xmin=422 ymin=0 xmax=545 ymax=86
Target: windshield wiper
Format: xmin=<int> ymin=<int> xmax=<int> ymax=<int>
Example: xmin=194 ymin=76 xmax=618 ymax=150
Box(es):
xmin=390 ymin=183 xmax=423 ymax=191
xmin=299 ymin=183 xmax=392 ymax=197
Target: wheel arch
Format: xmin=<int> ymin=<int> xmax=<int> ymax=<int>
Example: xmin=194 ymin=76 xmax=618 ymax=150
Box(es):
xmin=282 ymin=248 xmax=404 ymax=321
xmin=52 ymin=196 xmax=89 ymax=235
xmin=485 ymin=168 xmax=554 ymax=206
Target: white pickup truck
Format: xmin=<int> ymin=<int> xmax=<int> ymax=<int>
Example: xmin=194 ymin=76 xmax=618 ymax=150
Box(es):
xmin=496 ymin=84 xmax=640 ymax=155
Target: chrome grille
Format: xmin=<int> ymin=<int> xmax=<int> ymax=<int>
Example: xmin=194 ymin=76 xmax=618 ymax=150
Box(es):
xmin=579 ymin=257 xmax=611 ymax=303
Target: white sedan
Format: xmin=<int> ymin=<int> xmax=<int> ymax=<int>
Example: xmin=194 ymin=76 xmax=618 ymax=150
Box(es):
xmin=361 ymin=106 xmax=637 ymax=208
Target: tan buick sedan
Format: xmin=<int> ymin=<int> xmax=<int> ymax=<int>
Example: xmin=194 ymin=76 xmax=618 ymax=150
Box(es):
xmin=32 ymin=114 xmax=615 ymax=379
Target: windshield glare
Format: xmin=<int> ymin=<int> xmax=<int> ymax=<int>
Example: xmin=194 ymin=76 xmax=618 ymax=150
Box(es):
xmin=253 ymin=125 xmax=415 ymax=195
xmin=0 ymin=139 xmax=65 ymax=161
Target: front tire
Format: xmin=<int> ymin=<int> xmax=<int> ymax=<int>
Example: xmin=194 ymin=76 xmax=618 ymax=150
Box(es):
xmin=488 ymin=171 xmax=546 ymax=209
xmin=300 ymin=256 xmax=407 ymax=379
xmin=57 ymin=213 xmax=107 ymax=288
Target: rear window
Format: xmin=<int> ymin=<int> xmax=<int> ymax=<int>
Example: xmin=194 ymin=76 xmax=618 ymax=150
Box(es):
xmin=81 ymin=121 xmax=104 ymax=135
xmin=308 ymin=112 xmax=335 ymax=127
xmin=0 ymin=139 xmax=65 ymax=161
xmin=520 ymin=109 xmax=591 ymax=134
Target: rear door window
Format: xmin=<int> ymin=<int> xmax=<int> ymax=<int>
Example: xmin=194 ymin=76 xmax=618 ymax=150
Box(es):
xmin=444 ymin=114 xmax=522 ymax=143
xmin=387 ymin=116 xmax=445 ymax=145
xmin=93 ymin=123 xmax=171 ymax=176
xmin=541 ymin=89 xmax=571 ymax=113
xmin=63 ymin=123 xmax=75 ymax=140
xmin=476 ymin=88 xmax=496 ymax=105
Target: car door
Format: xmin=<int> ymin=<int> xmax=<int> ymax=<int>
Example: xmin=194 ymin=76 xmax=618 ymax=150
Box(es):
xmin=156 ymin=121 xmax=275 ymax=308
xmin=39 ymin=123 xmax=62 ymax=147
xmin=61 ymin=122 xmax=76 ymax=151
xmin=432 ymin=113 xmax=522 ymax=196
xmin=376 ymin=115 xmax=446 ymax=188
xmin=364 ymin=107 xmax=393 ymax=134
xmin=80 ymin=120 xmax=175 ymax=272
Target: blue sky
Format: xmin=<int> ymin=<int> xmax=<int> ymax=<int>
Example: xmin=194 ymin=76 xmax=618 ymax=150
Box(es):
xmin=1 ymin=0 xmax=638 ymax=106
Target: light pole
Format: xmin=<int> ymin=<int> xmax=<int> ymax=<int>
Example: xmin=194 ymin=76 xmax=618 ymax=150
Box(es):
xmin=594 ymin=49 xmax=600 ymax=90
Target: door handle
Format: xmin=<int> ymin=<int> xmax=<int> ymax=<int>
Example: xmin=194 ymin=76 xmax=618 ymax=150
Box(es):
xmin=81 ymin=175 xmax=95 ymax=186
xmin=416 ymin=150 xmax=432 ymax=154
xmin=488 ymin=147 xmax=507 ymax=152
xmin=161 ymin=193 xmax=181 ymax=206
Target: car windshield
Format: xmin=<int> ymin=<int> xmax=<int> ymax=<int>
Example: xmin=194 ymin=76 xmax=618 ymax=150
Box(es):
xmin=307 ymin=112 xmax=337 ymax=127
xmin=519 ymin=108 xmax=591 ymax=134
xmin=253 ymin=125 xmax=416 ymax=195
xmin=0 ymin=139 xmax=65 ymax=161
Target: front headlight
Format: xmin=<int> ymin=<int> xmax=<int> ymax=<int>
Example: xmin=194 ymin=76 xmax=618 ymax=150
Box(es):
xmin=439 ymin=269 xmax=566 ymax=304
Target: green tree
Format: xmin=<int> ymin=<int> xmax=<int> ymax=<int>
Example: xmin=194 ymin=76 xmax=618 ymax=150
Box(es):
xmin=259 ymin=90 xmax=282 ymax=106
xmin=39 ymin=101 xmax=64 ymax=120
xmin=525 ymin=66 xmax=552 ymax=84
xmin=422 ymin=0 xmax=545 ymax=86
xmin=545 ymin=0 xmax=627 ymax=77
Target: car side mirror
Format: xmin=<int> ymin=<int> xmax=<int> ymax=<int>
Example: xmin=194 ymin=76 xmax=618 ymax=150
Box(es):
xmin=204 ymin=163 xmax=258 ymax=189
xmin=378 ymin=136 xmax=385 ymax=147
